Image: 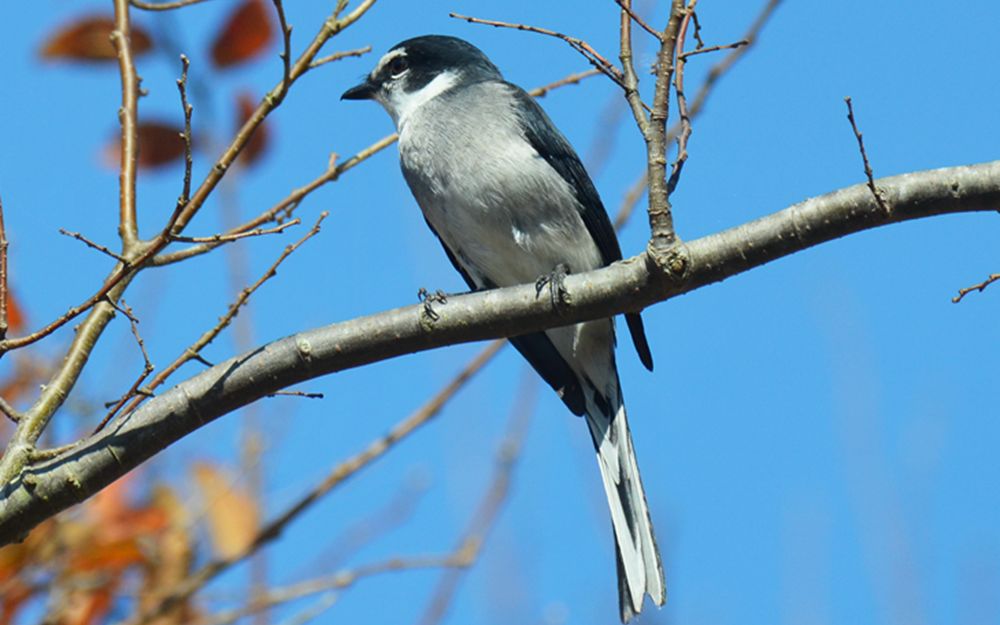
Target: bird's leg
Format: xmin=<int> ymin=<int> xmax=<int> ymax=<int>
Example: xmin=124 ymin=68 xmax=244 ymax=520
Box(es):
xmin=417 ymin=287 xmax=449 ymax=323
xmin=535 ymin=263 xmax=571 ymax=313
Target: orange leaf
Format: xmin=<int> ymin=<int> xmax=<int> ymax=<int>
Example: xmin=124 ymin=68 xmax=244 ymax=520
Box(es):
xmin=236 ymin=92 xmax=270 ymax=166
xmin=40 ymin=15 xmax=153 ymax=62
xmin=192 ymin=463 xmax=259 ymax=559
xmin=5 ymin=289 xmax=24 ymax=335
xmin=103 ymin=121 xmax=187 ymax=170
xmin=211 ymin=0 xmax=274 ymax=68
xmin=69 ymin=538 xmax=147 ymax=572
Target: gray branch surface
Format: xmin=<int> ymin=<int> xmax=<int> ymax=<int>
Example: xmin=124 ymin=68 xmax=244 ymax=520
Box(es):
xmin=1 ymin=160 xmax=998 ymax=545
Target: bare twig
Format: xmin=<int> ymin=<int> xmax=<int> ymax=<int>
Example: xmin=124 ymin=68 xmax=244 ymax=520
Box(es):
xmin=175 ymin=55 xmax=194 ymax=216
xmin=952 ymin=273 xmax=1000 ymax=303
xmin=690 ymin=10 xmax=705 ymax=49
xmin=309 ymin=46 xmax=371 ymax=70
xmin=295 ymin=477 xmax=428 ymax=576
xmin=844 ymin=96 xmax=890 ymax=215
xmin=612 ymin=0 xmax=781 ymax=210
xmin=619 ymin=0 xmax=650 ymax=133
xmin=418 ymin=373 xmax=537 ymax=625
xmin=152 ymin=139 xmax=391 ymax=266
xmin=647 ymin=0 xmax=685 ymax=254
xmin=0 ymin=397 xmax=21 ymax=424
xmin=125 ymin=339 xmax=505 ymax=625
xmin=271 ymin=0 xmax=292 ymax=92
xmin=530 ymin=68 xmax=601 ymax=98
xmin=0 ymin=0 xmax=380 ymax=493
xmin=666 ymin=0 xmax=698 ymax=197
xmin=680 ymin=39 xmax=748 ymax=59
xmin=450 ymin=13 xmax=625 ymax=87
xmin=94 ymin=299 xmax=154 ymax=432
xmin=619 ymin=0 xmax=686 ymax=263
xmin=27 ymin=441 xmax=80 ymax=463
xmin=615 ymin=0 xmax=665 ymax=41
xmin=673 ymin=0 xmax=781 ymax=138
xmin=112 ymin=0 xmax=141 ymax=251
xmin=194 ymin=553 xmax=468 ymax=625
xmin=59 ymin=229 xmax=128 ymax=263
xmin=169 ymin=219 xmax=300 ymax=244
xmin=0 ymin=2 xmax=379 ymax=353
xmin=202 ymin=377 xmax=533 ymax=625
xmin=275 ymin=594 xmax=338 ymax=625
xmin=113 ymin=213 xmax=329 ymax=426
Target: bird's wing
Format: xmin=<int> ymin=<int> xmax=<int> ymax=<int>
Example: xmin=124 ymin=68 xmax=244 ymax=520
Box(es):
xmin=420 ymin=216 xmax=587 ymax=415
xmin=507 ymin=84 xmax=654 ymax=371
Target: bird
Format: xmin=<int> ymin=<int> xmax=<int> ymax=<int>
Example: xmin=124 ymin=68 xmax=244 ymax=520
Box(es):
xmin=342 ymin=35 xmax=664 ymax=621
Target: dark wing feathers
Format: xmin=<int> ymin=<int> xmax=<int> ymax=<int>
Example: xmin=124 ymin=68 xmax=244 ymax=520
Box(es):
xmin=508 ymin=85 xmax=622 ymax=267
xmin=509 ymin=85 xmax=654 ymax=371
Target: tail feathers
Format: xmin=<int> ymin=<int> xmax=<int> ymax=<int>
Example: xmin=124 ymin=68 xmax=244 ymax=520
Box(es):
xmin=585 ymin=392 xmax=665 ymax=622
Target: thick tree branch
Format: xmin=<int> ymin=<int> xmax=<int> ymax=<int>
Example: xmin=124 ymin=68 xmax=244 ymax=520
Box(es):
xmin=1 ymin=160 xmax=997 ymax=544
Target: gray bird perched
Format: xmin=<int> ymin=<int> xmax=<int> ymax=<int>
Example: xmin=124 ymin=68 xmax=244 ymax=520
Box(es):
xmin=342 ymin=35 xmax=665 ymax=621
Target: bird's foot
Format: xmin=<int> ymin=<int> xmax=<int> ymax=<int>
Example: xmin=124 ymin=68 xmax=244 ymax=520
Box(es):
xmin=417 ymin=287 xmax=449 ymax=323
xmin=535 ymin=263 xmax=571 ymax=313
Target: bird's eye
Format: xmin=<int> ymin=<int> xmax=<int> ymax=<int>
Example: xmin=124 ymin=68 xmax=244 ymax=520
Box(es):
xmin=387 ymin=56 xmax=409 ymax=78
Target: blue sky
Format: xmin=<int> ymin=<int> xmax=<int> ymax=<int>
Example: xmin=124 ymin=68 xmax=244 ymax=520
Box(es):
xmin=1 ymin=1 xmax=999 ymax=624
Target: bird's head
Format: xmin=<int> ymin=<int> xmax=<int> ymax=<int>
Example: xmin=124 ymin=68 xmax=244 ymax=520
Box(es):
xmin=341 ymin=35 xmax=502 ymax=127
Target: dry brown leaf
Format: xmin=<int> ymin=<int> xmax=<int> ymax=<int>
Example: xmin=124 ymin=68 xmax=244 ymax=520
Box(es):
xmin=192 ymin=462 xmax=259 ymax=559
xmin=236 ymin=92 xmax=270 ymax=167
xmin=210 ymin=0 xmax=274 ymax=68
xmin=40 ymin=15 xmax=153 ymax=62
xmin=103 ymin=121 xmax=187 ymax=171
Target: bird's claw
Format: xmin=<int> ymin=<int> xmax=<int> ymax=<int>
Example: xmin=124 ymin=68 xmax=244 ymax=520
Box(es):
xmin=535 ymin=263 xmax=571 ymax=312
xmin=418 ymin=287 xmax=448 ymax=322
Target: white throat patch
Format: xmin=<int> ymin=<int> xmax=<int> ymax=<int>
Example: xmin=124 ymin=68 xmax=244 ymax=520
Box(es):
xmin=385 ymin=70 xmax=459 ymax=131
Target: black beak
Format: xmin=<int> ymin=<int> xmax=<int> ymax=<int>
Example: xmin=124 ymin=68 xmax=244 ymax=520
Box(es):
xmin=341 ymin=79 xmax=376 ymax=101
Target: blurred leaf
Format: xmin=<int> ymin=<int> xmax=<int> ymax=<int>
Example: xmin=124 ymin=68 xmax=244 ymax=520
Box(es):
xmin=138 ymin=487 xmax=197 ymax=623
xmin=210 ymin=0 xmax=274 ymax=68
xmin=192 ymin=463 xmax=259 ymax=559
xmin=60 ymin=583 xmax=118 ymax=625
xmin=236 ymin=92 xmax=270 ymax=167
xmin=40 ymin=15 xmax=153 ymax=62
xmin=5 ymin=290 xmax=24 ymax=334
xmin=0 ymin=578 xmax=34 ymax=625
xmin=103 ymin=122 xmax=187 ymax=171
xmin=69 ymin=477 xmax=168 ymax=572
xmin=0 ymin=520 xmax=54 ymax=624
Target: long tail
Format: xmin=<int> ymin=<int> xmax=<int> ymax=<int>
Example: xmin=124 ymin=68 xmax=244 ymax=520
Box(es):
xmin=584 ymin=385 xmax=665 ymax=622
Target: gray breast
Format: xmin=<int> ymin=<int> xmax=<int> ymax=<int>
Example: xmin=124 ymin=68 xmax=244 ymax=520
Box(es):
xmin=398 ymin=81 xmax=602 ymax=288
